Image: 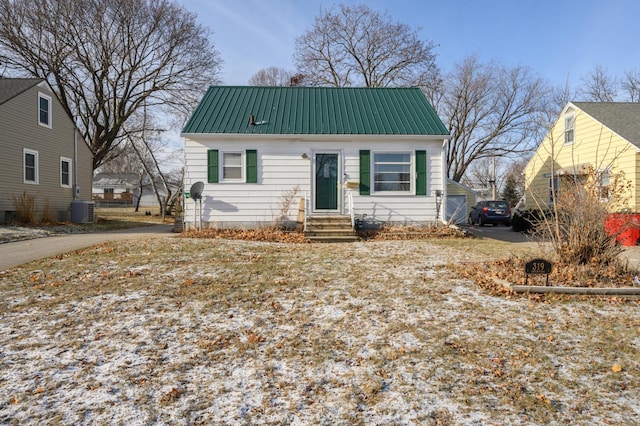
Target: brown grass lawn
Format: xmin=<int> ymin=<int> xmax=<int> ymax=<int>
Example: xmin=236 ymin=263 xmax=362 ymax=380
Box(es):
xmin=0 ymin=234 xmax=638 ymax=425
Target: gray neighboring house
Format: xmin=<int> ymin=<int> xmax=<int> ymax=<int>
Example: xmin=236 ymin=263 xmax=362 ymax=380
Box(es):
xmin=0 ymin=78 xmax=93 ymax=223
xmin=92 ymin=173 xmax=137 ymax=207
xmin=93 ymin=173 xmax=180 ymax=208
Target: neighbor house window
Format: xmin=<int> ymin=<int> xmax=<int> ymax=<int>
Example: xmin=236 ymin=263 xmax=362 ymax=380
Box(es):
xmin=24 ymin=149 xmax=39 ymax=184
xmin=373 ymin=152 xmax=411 ymax=193
xmin=548 ymin=176 xmax=559 ymax=203
xmin=597 ymin=169 xmax=611 ymax=201
xmin=564 ymin=115 xmax=574 ymax=144
xmin=38 ymin=92 xmax=52 ymax=128
xmin=60 ymin=157 xmax=72 ymax=187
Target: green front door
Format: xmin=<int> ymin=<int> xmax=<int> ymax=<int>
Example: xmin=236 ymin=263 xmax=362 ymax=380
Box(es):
xmin=315 ymin=153 xmax=338 ymax=210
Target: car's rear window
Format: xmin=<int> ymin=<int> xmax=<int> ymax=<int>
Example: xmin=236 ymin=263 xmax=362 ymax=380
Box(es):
xmin=487 ymin=201 xmax=508 ymax=209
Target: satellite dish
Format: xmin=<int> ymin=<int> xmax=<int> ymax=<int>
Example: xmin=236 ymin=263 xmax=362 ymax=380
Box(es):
xmin=190 ymin=181 xmax=204 ymax=200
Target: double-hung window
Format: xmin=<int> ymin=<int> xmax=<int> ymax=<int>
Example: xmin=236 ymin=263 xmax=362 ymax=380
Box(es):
xmin=359 ymin=150 xmax=427 ymax=196
xmin=564 ymin=115 xmax=574 ymax=145
xmin=548 ymin=176 xmax=559 ymax=203
xmin=60 ymin=157 xmax=72 ymax=187
xmin=24 ymin=148 xmax=39 ymax=184
xmin=597 ymin=169 xmax=611 ymax=201
xmin=222 ymin=152 xmax=243 ymax=181
xmin=373 ymin=152 xmax=411 ymax=193
xmin=207 ymin=149 xmax=258 ymax=184
xmin=38 ymin=92 xmax=52 ymax=128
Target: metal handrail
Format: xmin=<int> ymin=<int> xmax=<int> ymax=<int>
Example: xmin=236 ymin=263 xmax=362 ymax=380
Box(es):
xmin=347 ymin=189 xmax=355 ymax=230
xmin=303 ymin=191 xmax=309 ymax=232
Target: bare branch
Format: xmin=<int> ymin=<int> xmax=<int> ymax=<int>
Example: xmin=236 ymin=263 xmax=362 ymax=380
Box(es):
xmin=248 ymin=67 xmax=293 ymax=86
xmin=0 ymin=0 xmax=222 ymax=169
xmin=578 ymin=65 xmax=618 ymax=102
xmin=621 ymin=69 xmax=640 ymax=102
xmin=436 ymin=54 xmax=551 ymax=182
xmin=293 ymin=3 xmax=439 ymax=88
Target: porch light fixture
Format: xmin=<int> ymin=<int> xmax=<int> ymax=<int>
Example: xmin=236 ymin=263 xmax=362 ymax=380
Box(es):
xmin=301 ymin=153 xmax=309 ymax=159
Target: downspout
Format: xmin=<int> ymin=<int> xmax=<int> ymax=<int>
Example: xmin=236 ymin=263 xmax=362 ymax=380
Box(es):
xmin=73 ymin=127 xmax=78 ymax=200
xmin=441 ymin=138 xmax=448 ymax=224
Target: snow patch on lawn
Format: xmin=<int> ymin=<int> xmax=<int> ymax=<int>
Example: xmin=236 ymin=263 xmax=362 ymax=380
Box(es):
xmin=1 ymin=238 xmax=638 ymax=424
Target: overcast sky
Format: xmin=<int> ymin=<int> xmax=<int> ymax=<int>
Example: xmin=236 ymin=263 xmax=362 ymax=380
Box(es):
xmin=178 ymin=0 xmax=640 ymax=91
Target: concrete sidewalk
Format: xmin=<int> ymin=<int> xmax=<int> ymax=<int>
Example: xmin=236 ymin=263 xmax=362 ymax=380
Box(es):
xmin=0 ymin=224 xmax=175 ymax=270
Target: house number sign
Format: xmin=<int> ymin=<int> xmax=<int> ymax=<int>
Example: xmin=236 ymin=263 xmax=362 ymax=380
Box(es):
xmin=525 ymin=258 xmax=552 ymax=286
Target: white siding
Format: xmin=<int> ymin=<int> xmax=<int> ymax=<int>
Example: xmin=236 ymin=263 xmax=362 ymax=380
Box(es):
xmin=183 ymin=136 xmax=445 ymax=228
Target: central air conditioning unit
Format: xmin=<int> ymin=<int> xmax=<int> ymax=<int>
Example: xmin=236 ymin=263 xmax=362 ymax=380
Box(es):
xmin=70 ymin=200 xmax=95 ymax=224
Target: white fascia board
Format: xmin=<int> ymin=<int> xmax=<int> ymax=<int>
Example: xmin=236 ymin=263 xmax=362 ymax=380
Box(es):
xmin=181 ymin=133 xmax=449 ymax=143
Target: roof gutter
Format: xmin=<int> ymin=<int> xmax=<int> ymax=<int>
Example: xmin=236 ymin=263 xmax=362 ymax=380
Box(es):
xmin=181 ymin=133 xmax=451 ymax=143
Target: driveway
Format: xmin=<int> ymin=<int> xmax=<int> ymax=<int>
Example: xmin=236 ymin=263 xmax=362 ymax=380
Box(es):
xmin=0 ymin=224 xmax=175 ymax=271
xmin=463 ymin=223 xmax=537 ymax=244
xmin=464 ymin=223 xmax=640 ymax=269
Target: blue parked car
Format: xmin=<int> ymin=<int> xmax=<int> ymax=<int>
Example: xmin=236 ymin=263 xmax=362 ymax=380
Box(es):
xmin=469 ymin=200 xmax=512 ymax=226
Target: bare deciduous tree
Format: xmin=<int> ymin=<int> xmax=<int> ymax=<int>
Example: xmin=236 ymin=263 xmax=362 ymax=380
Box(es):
xmin=578 ymin=65 xmax=618 ymax=102
xmin=248 ymin=67 xmax=293 ymax=86
xmin=549 ymin=76 xmax=576 ymax=117
xmin=621 ymin=69 xmax=640 ymax=102
xmin=575 ymin=66 xmax=640 ymax=102
xmin=0 ymin=0 xmax=222 ymax=170
xmin=122 ymin=105 xmax=183 ymax=216
xmin=434 ymin=54 xmax=550 ymax=182
xmin=293 ymin=3 xmax=439 ymax=88
xmin=463 ymin=157 xmax=499 ymax=193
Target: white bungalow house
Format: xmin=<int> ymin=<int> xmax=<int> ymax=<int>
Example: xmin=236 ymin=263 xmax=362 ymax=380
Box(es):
xmin=181 ymin=86 xmax=450 ymax=233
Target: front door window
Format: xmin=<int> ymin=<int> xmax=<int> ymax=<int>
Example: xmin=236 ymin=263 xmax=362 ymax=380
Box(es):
xmin=315 ymin=153 xmax=338 ymax=210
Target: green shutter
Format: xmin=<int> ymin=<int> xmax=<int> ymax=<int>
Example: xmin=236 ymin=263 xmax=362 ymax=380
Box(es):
xmin=207 ymin=149 xmax=218 ymax=183
xmin=416 ymin=150 xmax=427 ymax=196
xmin=246 ymin=149 xmax=257 ymax=183
xmin=359 ymin=150 xmax=370 ymax=195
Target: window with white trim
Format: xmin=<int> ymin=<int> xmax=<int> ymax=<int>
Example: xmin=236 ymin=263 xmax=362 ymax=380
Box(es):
xmin=564 ymin=115 xmax=574 ymax=145
xmin=38 ymin=92 xmax=52 ymax=128
xmin=222 ymin=152 xmax=243 ymax=181
xmin=373 ymin=152 xmax=411 ymax=193
xmin=597 ymin=169 xmax=611 ymax=201
xmin=548 ymin=176 xmax=559 ymax=203
xmin=24 ymin=149 xmax=39 ymax=184
xmin=60 ymin=157 xmax=72 ymax=187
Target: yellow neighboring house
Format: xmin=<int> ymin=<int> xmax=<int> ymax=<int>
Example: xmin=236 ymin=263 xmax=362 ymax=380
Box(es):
xmin=524 ymin=102 xmax=640 ymax=211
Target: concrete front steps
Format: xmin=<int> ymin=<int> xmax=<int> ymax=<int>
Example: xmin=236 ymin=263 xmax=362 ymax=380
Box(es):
xmin=304 ymin=215 xmax=358 ymax=242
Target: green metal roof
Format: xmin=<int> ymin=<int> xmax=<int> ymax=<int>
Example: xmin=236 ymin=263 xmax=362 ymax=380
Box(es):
xmin=182 ymin=86 xmax=450 ymax=136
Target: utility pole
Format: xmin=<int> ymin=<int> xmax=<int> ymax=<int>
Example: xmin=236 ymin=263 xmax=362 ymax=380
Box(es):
xmin=492 ymin=155 xmax=497 ymax=199
xmin=487 ymin=154 xmax=497 ymax=199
